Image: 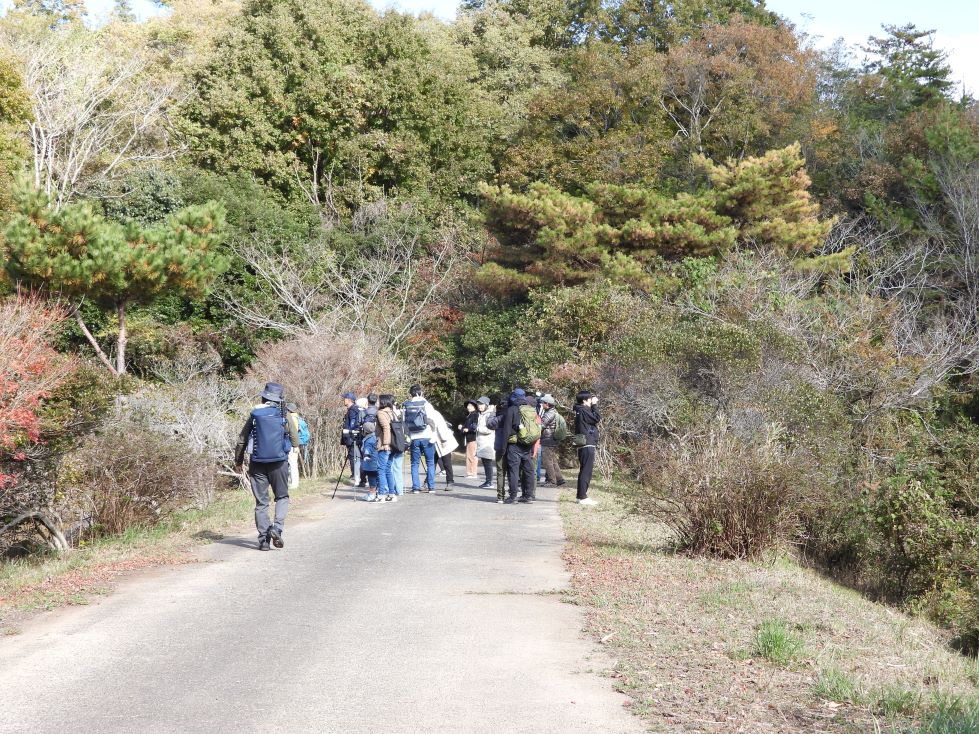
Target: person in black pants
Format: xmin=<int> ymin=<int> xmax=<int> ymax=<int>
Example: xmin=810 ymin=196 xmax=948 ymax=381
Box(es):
xmin=504 ymin=389 xmax=537 ymax=504
xmin=573 ymin=390 xmax=601 ymax=506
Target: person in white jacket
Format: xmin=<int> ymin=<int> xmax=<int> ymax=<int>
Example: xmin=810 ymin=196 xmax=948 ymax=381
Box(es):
xmin=403 ymin=384 xmax=438 ymax=493
xmin=474 ymin=396 xmax=496 ymax=488
xmin=430 ymin=404 xmax=459 ymax=489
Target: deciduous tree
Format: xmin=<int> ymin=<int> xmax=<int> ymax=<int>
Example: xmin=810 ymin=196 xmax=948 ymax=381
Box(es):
xmin=180 ymin=0 xmax=494 ymax=211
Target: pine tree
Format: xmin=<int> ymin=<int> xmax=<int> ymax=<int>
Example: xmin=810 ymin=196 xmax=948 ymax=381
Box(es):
xmin=697 ymin=143 xmax=833 ymax=254
xmin=113 ymin=0 xmax=136 ymax=22
xmin=480 ymin=144 xmax=830 ymax=292
xmin=2 ymin=187 xmax=228 ymax=375
xmin=862 ymin=24 xmax=954 ymax=116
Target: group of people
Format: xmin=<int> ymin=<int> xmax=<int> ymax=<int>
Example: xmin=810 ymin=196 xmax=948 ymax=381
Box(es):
xmin=235 ymin=380 xmax=601 ymax=551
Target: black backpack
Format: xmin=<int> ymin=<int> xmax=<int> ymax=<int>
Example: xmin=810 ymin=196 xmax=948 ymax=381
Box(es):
xmin=389 ymin=414 xmax=408 ymax=453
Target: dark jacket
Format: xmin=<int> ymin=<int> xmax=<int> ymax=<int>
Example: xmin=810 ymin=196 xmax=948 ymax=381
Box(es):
xmin=573 ymin=404 xmax=601 ymax=447
xmin=461 ymin=410 xmax=479 ymax=443
xmin=341 ymin=404 xmax=361 ymax=446
xmin=487 ymin=406 xmax=508 ymax=455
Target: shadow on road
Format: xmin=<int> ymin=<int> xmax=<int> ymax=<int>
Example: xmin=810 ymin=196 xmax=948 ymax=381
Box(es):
xmin=212 ymin=536 xmax=259 ymax=549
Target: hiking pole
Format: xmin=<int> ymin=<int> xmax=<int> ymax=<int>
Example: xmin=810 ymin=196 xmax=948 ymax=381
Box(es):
xmin=332 ymin=454 xmax=350 ymax=499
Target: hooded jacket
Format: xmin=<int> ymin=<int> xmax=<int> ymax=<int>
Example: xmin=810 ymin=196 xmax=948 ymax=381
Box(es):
xmin=573 ymin=404 xmax=601 ymax=447
xmin=375 ymin=406 xmax=394 ymax=451
xmin=475 ymin=406 xmax=496 ymax=460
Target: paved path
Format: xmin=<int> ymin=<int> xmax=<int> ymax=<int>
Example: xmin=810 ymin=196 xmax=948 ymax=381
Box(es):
xmin=0 ymin=476 xmax=642 ymax=734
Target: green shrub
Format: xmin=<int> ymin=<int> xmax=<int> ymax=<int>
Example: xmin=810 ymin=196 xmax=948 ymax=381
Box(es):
xmin=848 ymin=420 xmax=979 ymax=652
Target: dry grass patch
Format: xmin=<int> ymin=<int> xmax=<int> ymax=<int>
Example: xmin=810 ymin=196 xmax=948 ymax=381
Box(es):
xmin=561 ymin=484 xmax=979 ymax=733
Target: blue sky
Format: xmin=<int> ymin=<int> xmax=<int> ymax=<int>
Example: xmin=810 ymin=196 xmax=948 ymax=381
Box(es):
xmin=2 ymin=0 xmax=975 ymax=90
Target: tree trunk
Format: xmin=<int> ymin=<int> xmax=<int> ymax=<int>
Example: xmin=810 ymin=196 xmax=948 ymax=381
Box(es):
xmin=0 ymin=511 xmax=69 ymax=552
xmin=116 ymin=300 xmax=128 ymax=376
xmin=72 ymin=305 xmax=119 ymax=377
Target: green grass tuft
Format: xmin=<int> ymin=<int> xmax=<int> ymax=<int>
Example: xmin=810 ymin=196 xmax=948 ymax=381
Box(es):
xmin=918 ymin=695 xmax=979 ymax=734
xmin=753 ymin=618 xmax=806 ymax=666
xmin=872 ymin=685 xmax=922 ymax=718
xmin=813 ymin=667 xmax=862 ymax=704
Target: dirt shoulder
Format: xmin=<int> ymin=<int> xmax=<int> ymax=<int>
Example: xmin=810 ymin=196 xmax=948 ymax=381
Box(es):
xmin=0 ymin=478 xmax=335 ymax=635
xmin=560 ymin=484 xmax=979 ymax=733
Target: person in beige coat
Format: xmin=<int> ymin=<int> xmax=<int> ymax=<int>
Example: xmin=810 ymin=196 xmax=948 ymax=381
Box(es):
xmin=430 ymin=405 xmax=459 ymax=488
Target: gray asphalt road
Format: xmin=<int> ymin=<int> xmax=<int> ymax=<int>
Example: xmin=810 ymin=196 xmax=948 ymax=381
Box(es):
xmin=0 ymin=474 xmax=642 ymax=734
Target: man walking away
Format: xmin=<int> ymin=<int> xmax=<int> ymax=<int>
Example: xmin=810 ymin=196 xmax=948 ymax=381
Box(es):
xmin=404 ymin=384 xmax=437 ymax=493
xmin=574 ymin=390 xmax=601 ymax=506
xmin=341 ymin=392 xmax=363 ymax=486
xmin=539 ymin=395 xmax=566 ymax=488
xmin=504 ymin=388 xmax=540 ymax=504
xmin=235 ymin=382 xmax=300 ymax=550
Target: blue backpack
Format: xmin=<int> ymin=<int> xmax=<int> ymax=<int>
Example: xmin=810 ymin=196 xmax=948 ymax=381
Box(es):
xmin=250 ymin=405 xmax=291 ymax=463
xmin=297 ymin=417 xmax=311 ymax=446
xmin=403 ymin=399 xmax=428 ymax=434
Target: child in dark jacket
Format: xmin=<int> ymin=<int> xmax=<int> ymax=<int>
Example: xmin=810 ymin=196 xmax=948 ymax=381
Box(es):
xmin=360 ymin=433 xmax=381 ymax=502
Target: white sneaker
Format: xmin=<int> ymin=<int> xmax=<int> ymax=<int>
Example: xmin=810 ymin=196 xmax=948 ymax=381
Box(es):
xmin=577 ymin=498 xmax=598 ymax=506
xmin=386 ymin=495 xmax=398 ymax=502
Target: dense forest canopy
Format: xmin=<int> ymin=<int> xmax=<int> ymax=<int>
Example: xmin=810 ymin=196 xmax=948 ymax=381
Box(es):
xmin=1 ymin=0 xmax=978 ymax=652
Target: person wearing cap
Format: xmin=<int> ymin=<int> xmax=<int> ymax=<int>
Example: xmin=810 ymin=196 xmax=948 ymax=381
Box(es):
xmin=574 ymin=390 xmax=601 ymax=506
xmin=539 ymin=394 xmax=565 ymax=488
xmin=235 ymin=382 xmax=301 ymax=550
xmin=341 ymin=392 xmax=362 ymax=486
xmin=474 ymin=396 xmax=496 ymax=488
xmin=285 ymin=402 xmax=302 ymax=490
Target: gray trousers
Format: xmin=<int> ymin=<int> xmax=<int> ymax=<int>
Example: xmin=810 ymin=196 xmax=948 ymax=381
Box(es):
xmin=249 ymin=460 xmax=290 ymax=539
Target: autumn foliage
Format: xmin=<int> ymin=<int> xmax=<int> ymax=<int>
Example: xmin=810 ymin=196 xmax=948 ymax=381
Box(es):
xmin=0 ymin=294 xmax=74 ymax=488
